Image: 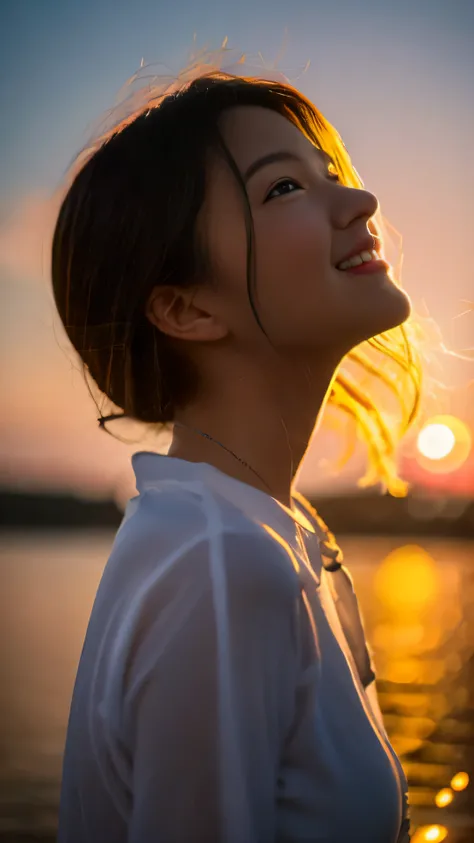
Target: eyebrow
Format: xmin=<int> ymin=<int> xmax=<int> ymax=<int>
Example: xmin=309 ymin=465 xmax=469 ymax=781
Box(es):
xmin=244 ymin=147 xmax=332 ymax=183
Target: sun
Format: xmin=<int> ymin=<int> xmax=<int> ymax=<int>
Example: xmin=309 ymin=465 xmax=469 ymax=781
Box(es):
xmin=415 ymin=415 xmax=472 ymax=474
xmin=417 ymin=423 xmax=456 ymax=460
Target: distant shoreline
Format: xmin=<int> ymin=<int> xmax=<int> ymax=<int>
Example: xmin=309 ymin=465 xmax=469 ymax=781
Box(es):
xmin=1 ymin=488 xmax=473 ymax=538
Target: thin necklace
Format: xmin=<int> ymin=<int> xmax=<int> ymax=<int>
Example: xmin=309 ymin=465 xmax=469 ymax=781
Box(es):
xmin=172 ymin=422 xmax=342 ymax=573
xmin=172 ymin=422 xmax=335 ymax=568
xmin=172 ymin=421 xmax=274 ymax=495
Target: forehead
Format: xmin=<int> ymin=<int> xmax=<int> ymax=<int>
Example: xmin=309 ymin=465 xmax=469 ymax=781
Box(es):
xmin=217 ymin=105 xmax=318 ymax=171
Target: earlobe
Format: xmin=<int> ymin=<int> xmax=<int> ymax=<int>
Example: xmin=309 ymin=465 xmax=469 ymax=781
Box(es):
xmin=184 ymin=313 xmax=228 ymax=343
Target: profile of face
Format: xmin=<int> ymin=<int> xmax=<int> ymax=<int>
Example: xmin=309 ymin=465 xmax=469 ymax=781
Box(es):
xmin=150 ymin=104 xmax=412 ymax=372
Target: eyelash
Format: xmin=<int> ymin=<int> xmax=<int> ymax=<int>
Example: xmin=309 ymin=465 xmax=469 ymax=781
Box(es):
xmin=264 ymin=170 xmax=340 ymax=202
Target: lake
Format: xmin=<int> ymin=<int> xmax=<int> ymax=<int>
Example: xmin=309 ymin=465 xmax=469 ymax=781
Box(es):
xmin=1 ymin=531 xmax=473 ymax=841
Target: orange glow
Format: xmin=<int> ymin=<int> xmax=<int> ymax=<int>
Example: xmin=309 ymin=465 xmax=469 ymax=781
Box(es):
xmin=417 ymin=424 xmax=455 ymax=460
xmin=415 ymin=415 xmax=472 ymax=474
xmin=385 ymin=658 xmax=422 ymax=684
xmin=435 ymin=788 xmax=453 ymax=808
xmin=374 ymin=545 xmax=439 ymax=614
xmin=450 ymin=771 xmax=469 ymax=791
xmin=412 ymin=825 xmax=448 ymax=842
xmin=386 ymin=657 xmax=446 ymax=686
xmin=373 ymin=620 xmax=460 ymax=658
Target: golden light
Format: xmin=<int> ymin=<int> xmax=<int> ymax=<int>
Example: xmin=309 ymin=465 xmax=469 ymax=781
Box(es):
xmin=374 ymin=545 xmax=439 ymax=614
xmin=450 ymin=771 xmax=469 ymax=791
xmin=384 ymin=658 xmax=422 ymax=685
xmin=435 ymin=788 xmax=453 ymax=808
xmin=412 ymin=825 xmax=448 ymax=842
xmin=415 ymin=415 xmax=472 ymax=474
xmin=417 ymin=424 xmax=455 ymax=460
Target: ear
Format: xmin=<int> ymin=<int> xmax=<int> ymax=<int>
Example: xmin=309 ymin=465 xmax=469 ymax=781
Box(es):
xmin=145 ymin=285 xmax=228 ymax=343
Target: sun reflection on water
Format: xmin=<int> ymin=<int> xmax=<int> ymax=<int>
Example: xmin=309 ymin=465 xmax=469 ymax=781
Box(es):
xmin=374 ymin=545 xmax=440 ymax=613
xmin=348 ymin=539 xmax=473 ymax=836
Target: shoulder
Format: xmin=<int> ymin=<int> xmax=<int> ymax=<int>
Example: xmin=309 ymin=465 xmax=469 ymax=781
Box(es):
xmin=218 ymin=527 xmax=302 ymax=609
xmin=113 ymin=489 xmax=302 ymax=696
xmin=112 ymin=483 xmax=301 ymax=606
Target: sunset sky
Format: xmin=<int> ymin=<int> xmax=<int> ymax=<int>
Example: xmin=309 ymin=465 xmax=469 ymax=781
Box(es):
xmin=1 ymin=0 xmax=473 ymax=501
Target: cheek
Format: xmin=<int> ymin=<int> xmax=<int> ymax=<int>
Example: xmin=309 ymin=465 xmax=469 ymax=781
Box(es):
xmin=254 ymin=203 xmax=335 ymax=334
xmin=258 ymin=202 xmax=330 ymax=290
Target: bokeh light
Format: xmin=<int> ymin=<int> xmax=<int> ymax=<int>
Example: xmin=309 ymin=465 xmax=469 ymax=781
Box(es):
xmin=434 ymin=788 xmax=453 ymax=808
xmin=415 ymin=415 xmax=472 ymax=475
xmin=374 ymin=545 xmax=439 ymax=614
xmin=412 ymin=825 xmax=448 ymax=842
xmin=417 ymin=424 xmax=455 ymax=460
xmin=450 ymin=771 xmax=469 ymax=791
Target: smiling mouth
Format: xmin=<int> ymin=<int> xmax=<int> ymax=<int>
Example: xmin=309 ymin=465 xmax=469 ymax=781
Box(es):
xmin=336 ymin=248 xmax=380 ymax=271
xmin=338 ymin=257 xmax=390 ymax=276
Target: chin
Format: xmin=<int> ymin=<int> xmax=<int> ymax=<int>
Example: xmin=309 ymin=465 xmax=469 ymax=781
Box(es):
xmin=378 ymin=285 xmax=412 ymax=330
xmin=350 ymin=285 xmax=412 ymax=348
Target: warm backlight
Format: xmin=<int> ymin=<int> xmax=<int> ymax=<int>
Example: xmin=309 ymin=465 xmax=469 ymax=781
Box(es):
xmin=374 ymin=545 xmax=438 ymax=614
xmin=434 ymin=788 xmax=453 ymax=807
xmin=412 ymin=826 xmax=448 ymax=842
xmin=450 ymin=771 xmax=469 ymax=791
xmin=417 ymin=424 xmax=455 ymax=460
xmin=415 ymin=415 xmax=472 ymax=474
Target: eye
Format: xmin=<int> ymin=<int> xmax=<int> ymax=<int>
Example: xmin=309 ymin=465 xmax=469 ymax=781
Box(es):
xmin=264 ymin=178 xmax=302 ymax=202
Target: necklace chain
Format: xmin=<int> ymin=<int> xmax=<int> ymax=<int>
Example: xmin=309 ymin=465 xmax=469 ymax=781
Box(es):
xmin=173 ymin=422 xmax=343 ymax=573
xmin=173 ymin=421 xmax=273 ymax=494
xmin=171 ymin=423 xmax=342 ymax=573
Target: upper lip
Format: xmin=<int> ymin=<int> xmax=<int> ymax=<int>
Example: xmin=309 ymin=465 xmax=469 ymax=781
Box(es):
xmin=336 ymin=234 xmax=381 ymax=267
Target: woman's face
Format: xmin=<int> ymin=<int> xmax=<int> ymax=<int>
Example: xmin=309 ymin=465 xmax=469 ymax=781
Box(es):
xmin=197 ymin=104 xmax=411 ymax=363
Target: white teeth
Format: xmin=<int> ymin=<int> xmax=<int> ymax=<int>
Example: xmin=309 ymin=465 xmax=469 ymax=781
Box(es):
xmin=337 ymin=249 xmax=378 ymax=270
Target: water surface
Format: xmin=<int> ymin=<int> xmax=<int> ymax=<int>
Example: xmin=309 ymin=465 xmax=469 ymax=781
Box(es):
xmin=1 ymin=531 xmax=473 ymax=840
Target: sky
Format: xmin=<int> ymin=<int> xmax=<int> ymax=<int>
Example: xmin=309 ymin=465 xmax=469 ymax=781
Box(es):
xmin=0 ymin=0 xmax=473 ymax=502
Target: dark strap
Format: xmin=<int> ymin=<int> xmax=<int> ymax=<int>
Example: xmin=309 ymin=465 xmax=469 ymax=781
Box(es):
xmin=292 ymin=490 xmax=376 ymax=689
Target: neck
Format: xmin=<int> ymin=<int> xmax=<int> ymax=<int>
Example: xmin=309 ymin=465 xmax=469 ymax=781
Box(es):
xmin=168 ymin=354 xmax=340 ymax=509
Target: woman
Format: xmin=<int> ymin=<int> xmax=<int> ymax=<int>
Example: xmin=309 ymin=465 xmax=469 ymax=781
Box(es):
xmin=53 ymin=62 xmax=418 ymax=842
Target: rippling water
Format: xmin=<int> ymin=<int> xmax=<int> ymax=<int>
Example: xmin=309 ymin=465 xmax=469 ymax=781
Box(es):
xmin=1 ymin=531 xmax=473 ymax=841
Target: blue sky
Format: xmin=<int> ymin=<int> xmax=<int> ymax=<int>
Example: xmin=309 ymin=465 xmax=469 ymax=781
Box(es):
xmin=2 ymin=0 xmax=473 ymax=198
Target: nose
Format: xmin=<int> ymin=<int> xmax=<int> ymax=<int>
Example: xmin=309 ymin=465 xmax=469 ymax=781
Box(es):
xmin=336 ymin=185 xmax=379 ymax=230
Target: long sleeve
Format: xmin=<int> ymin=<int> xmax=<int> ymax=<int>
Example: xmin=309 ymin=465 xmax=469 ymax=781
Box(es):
xmin=123 ymin=529 xmax=301 ymax=843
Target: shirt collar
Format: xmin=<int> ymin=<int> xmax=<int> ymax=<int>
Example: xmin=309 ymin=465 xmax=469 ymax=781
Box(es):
xmin=131 ymin=450 xmax=316 ymax=544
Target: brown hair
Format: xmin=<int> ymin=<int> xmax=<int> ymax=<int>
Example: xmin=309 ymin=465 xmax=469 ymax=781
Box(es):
xmin=51 ymin=67 xmax=423 ymax=496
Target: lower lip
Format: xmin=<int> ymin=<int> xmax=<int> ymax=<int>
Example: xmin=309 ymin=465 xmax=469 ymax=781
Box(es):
xmin=339 ymin=259 xmax=390 ymax=275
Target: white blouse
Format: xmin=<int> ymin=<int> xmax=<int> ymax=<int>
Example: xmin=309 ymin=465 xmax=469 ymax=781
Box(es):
xmin=58 ymin=451 xmax=411 ymax=842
